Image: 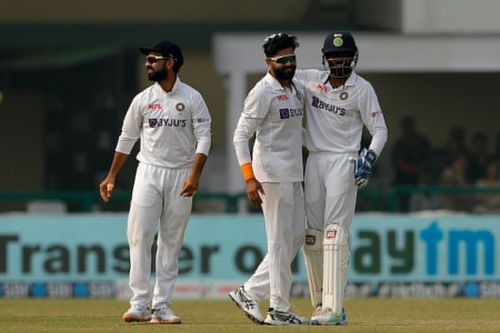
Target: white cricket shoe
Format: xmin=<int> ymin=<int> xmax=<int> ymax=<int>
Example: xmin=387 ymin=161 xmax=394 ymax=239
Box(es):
xmin=228 ymin=286 xmax=264 ymax=324
xmin=150 ymin=305 xmax=182 ymax=324
xmin=264 ymin=308 xmax=309 ymax=325
xmin=122 ymin=303 xmax=152 ymax=322
xmin=311 ymin=307 xmax=347 ymax=325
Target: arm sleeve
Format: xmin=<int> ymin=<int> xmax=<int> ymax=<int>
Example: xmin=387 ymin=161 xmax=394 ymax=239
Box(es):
xmin=294 ymin=68 xmax=322 ymax=86
xmin=359 ymin=83 xmax=388 ymax=156
xmin=232 ymin=87 xmax=269 ymax=165
xmin=115 ymin=95 xmax=143 ymax=154
xmin=191 ymin=92 xmax=212 ymax=156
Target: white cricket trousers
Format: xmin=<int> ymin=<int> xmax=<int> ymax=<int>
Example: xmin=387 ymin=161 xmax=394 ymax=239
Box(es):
xmin=127 ymin=163 xmax=193 ymax=308
xmin=305 ymin=152 xmax=357 ymax=230
xmin=243 ymin=182 xmax=305 ymax=312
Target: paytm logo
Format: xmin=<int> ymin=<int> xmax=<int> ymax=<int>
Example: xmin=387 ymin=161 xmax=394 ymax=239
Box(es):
xmin=352 ymin=220 xmax=495 ymax=278
xmin=420 ymin=222 xmax=495 ymax=275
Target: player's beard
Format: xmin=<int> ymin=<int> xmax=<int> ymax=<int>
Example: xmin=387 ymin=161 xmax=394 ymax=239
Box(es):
xmin=148 ymin=65 xmax=168 ymax=82
xmin=274 ymin=64 xmax=296 ymax=81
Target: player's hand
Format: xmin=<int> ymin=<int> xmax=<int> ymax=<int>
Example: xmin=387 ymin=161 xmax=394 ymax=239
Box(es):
xmin=180 ymin=175 xmax=199 ymax=197
xmin=246 ymin=178 xmax=265 ymax=207
xmin=99 ymin=177 xmax=115 ymax=203
xmin=352 ymin=148 xmax=377 ymax=189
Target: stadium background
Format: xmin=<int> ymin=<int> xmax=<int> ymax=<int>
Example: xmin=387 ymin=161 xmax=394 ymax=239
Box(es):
xmin=1 ymin=0 xmax=500 ymax=302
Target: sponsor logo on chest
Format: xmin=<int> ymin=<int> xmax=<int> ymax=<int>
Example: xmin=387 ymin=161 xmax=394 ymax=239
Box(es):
xmin=148 ymin=118 xmax=187 ymax=128
xmin=279 ymin=108 xmax=303 ymax=119
xmin=316 ymin=83 xmax=328 ymax=93
xmin=147 ymin=103 xmax=162 ymax=110
xmin=311 ymin=96 xmax=346 ymax=116
xmin=146 ymin=101 xmax=189 ymax=128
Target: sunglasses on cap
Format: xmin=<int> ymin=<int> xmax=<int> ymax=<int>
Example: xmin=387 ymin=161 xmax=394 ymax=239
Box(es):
xmin=146 ymin=55 xmax=172 ymax=64
xmin=268 ymin=53 xmax=296 ymax=64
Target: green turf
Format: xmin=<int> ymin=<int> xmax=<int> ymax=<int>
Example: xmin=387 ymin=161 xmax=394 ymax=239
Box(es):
xmin=1 ymin=298 xmax=499 ymax=333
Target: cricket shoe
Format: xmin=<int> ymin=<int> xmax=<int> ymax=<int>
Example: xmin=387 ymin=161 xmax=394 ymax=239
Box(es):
xmin=311 ymin=306 xmax=347 ymax=325
xmin=122 ymin=303 xmax=152 ymax=322
xmin=264 ymin=308 xmax=309 ymax=325
xmin=228 ymin=286 xmax=264 ymax=324
xmin=150 ymin=305 xmax=182 ymax=324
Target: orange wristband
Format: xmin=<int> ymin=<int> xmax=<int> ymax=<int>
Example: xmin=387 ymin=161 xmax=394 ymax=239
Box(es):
xmin=240 ymin=163 xmax=255 ymax=181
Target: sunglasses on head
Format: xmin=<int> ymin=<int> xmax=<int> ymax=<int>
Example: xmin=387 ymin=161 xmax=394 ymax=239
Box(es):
xmin=269 ymin=53 xmax=296 ymax=64
xmin=146 ymin=55 xmax=171 ymax=64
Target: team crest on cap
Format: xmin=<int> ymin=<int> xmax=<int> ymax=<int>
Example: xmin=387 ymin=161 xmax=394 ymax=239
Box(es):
xmin=340 ymin=92 xmax=349 ymax=100
xmin=176 ymin=103 xmax=185 ymax=111
xmin=333 ymin=34 xmax=344 ymax=48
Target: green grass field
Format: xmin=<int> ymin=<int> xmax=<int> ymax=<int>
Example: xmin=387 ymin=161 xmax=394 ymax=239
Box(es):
xmin=1 ymin=298 xmax=499 ymax=333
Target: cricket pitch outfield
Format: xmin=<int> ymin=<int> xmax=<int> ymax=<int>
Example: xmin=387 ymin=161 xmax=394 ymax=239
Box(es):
xmin=1 ymin=298 xmax=499 ymax=333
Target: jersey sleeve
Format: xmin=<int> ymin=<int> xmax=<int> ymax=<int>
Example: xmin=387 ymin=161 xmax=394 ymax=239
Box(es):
xmin=294 ymin=68 xmax=325 ymax=85
xmin=191 ymin=91 xmax=212 ymax=156
xmin=232 ymin=86 xmax=269 ymax=166
xmin=115 ymin=94 xmax=143 ymax=154
xmin=358 ymin=82 xmax=388 ymax=156
xmin=241 ymin=85 xmax=271 ymax=118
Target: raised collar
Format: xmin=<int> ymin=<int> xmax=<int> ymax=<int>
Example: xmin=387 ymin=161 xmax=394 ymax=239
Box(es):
xmin=154 ymin=76 xmax=181 ymax=94
xmin=264 ymin=72 xmax=294 ymax=91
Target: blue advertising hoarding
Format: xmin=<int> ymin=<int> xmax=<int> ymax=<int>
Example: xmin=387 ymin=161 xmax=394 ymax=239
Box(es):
xmin=0 ymin=213 xmax=499 ymax=298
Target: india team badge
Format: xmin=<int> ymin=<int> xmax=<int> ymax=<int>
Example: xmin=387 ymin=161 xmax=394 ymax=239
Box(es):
xmin=333 ymin=34 xmax=344 ymax=48
xmin=176 ymin=103 xmax=185 ymax=111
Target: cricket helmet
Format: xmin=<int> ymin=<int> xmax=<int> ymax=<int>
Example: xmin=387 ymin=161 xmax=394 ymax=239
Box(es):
xmin=322 ymin=31 xmax=358 ymax=78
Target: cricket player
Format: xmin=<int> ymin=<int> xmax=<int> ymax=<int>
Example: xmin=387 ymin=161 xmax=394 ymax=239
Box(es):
xmin=99 ymin=40 xmax=211 ymax=324
xmin=296 ymin=31 xmax=388 ymax=325
xmin=229 ymin=33 xmax=308 ymax=325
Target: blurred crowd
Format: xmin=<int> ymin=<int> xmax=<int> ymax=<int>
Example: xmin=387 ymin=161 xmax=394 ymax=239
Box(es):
xmin=389 ymin=116 xmax=500 ymax=213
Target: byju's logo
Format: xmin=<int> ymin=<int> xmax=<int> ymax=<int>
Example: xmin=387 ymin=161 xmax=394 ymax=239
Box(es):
xmin=279 ymin=108 xmax=290 ymax=119
xmin=279 ymin=108 xmax=303 ymax=119
xmin=148 ymin=118 xmax=187 ymax=128
xmin=149 ymin=119 xmax=158 ymax=127
xmin=311 ymin=96 xmax=346 ymax=116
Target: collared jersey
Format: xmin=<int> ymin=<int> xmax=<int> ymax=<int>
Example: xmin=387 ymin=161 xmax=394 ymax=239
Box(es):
xmin=294 ymin=69 xmax=387 ymax=155
xmin=233 ymin=72 xmax=305 ymax=182
xmin=116 ymin=78 xmax=211 ymax=168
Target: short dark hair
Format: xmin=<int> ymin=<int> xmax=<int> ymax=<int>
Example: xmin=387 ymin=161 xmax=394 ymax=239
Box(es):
xmin=262 ymin=33 xmax=299 ymax=57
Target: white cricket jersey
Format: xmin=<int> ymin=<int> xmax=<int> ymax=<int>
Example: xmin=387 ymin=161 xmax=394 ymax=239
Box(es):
xmin=233 ymin=72 xmax=305 ymax=182
xmin=116 ymin=77 xmax=211 ymax=168
xmin=294 ymin=69 xmax=387 ymax=156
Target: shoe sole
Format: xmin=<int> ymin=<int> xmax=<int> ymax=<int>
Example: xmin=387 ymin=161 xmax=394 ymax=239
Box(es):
xmin=228 ymin=292 xmax=264 ymax=325
xmin=311 ymin=320 xmax=347 ymax=326
xmin=263 ymin=321 xmax=288 ymax=325
xmin=264 ymin=319 xmax=309 ymax=325
xmin=149 ymin=318 xmax=182 ymax=324
xmin=122 ymin=316 xmax=152 ymax=323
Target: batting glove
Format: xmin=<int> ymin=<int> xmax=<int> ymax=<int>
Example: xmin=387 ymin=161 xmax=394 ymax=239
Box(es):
xmin=353 ymin=148 xmax=377 ymax=189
